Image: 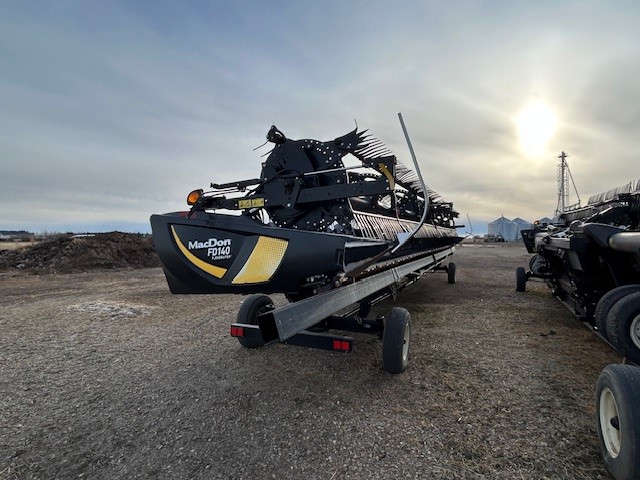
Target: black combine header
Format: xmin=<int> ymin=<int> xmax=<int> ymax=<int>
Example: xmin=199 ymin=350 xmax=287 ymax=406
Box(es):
xmin=151 ymin=116 xmax=462 ymax=373
xmin=517 ymin=178 xmax=640 ymax=363
xmin=516 ymin=177 xmax=640 ymax=480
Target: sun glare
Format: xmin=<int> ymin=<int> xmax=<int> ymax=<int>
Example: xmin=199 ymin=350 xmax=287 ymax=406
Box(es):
xmin=516 ymin=100 xmax=557 ymax=156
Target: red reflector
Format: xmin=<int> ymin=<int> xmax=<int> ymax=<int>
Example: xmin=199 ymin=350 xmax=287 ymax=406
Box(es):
xmin=332 ymin=340 xmax=350 ymax=352
xmin=230 ymin=326 xmax=245 ymax=337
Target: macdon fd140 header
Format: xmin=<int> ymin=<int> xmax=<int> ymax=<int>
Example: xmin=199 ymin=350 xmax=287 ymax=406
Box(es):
xmin=151 ymin=119 xmax=463 ymax=374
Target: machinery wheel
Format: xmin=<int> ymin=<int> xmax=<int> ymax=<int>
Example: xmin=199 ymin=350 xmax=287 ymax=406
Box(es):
xmin=382 ymin=307 xmax=411 ymax=374
xmin=606 ymin=291 xmax=640 ymax=364
xmin=447 ymin=262 xmax=457 ymax=284
xmin=515 ymin=266 xmax=527 ymax=292
xmin=528 ymin=254 xmax=548 ymax=276
xmin=595 ymin=285 xmax=640 ymax=340
xmin=236 ymin=294 xmax=273 ymax=349
xmin=596 ymin=364 xmax=640 ymax=480
xmin=358 ymin=300 xmax=372 ymax=319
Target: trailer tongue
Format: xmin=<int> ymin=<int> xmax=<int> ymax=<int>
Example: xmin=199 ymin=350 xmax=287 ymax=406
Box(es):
xmin=151 ymin=115 xmax=462 ymax=373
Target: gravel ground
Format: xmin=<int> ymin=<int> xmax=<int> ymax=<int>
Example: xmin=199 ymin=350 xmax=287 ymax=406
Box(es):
xmin=0 ymin=244 xmax=621 ymax=479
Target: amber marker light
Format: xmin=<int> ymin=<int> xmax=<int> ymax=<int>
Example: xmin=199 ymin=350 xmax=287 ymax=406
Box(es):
xmin=187 ymin=189 xmax=203 ymax=205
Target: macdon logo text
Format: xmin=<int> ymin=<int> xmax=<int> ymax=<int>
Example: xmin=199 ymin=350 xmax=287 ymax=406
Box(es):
xmin=188 ymin=238 xmax=232 ymax=260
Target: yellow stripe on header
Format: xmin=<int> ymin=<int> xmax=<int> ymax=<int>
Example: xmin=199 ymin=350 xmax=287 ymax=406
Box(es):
xmin=170 ymin=225 xmax=227 ymax=279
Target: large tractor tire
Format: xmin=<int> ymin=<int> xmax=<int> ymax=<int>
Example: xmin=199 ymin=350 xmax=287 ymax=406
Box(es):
xmin=606 ymin=291 xmax=640 ymax=364
xmin=595 ymin=285 xmax=640 ymax=341
xmin=596 ymin=364 xmax=640 ymax=480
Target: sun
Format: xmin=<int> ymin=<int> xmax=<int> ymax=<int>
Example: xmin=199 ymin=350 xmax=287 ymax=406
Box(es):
xmin=516 ymin=100 xmax=557 ymax=155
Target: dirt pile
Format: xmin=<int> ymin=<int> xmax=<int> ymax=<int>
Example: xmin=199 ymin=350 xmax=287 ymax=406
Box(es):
xmin=0 ymin=232 xmax=161 ymax=273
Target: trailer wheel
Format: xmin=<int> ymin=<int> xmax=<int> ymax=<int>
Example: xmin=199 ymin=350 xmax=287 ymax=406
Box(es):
xmin=382 ymin=307 xmax=411 ymax=374
xmin=236 ymin=294 xmax=273 ymax=349
xmin=528 ymin=254 xmax=549 ymax=276
xmin=595 ymin=285 xmax=640 ymax=340
xmin=515 ymin=267 xmax=527 ymax=292
xmin=528 ymin=254 xmax=539 ymax=273
xmin=596 ymin=364 xmax=640 ymax=480
xmin=606 ymin=291 xmax=640 ymax=364
xmin=447 ymin=262 xmax=457 ymax=284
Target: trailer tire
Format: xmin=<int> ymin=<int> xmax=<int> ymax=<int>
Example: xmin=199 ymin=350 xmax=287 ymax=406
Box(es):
xmin=528 ymin=254 xmax=548 ymax=276
xmin=236 ymin=294 xmax=273 ymax=349
xmin=515 ymin=267 xmax=527 ymax=292
xmin=447 ymin=262 xmax=457 ymax=284
xmin=596 ymin=364 xmax=640 ymax=480
xmin=606 ymin=291 xmax=640 ymax=364
xmin=382 ymin=307 xmax=411 ymax=374
xmin=528 ymin=254 xmax=539 ymax=273
xmin=595 ymin=285 xmax=640 ymax=340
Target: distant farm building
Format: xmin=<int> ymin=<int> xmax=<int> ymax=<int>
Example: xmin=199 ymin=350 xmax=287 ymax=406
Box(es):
xmin=488 ymin=216 xmax=517 ymax=241
xmin=512 ymin=217 xmax=533 ymax=241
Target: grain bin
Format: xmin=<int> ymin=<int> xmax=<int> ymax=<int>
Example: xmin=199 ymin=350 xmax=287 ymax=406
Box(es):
xmin=488 ymin=216 xmax=517 ymax=242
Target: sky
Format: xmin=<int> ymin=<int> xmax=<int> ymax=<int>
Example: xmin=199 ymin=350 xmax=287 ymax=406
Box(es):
xmin=1 ymin=1 xmax=639 ymax=234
